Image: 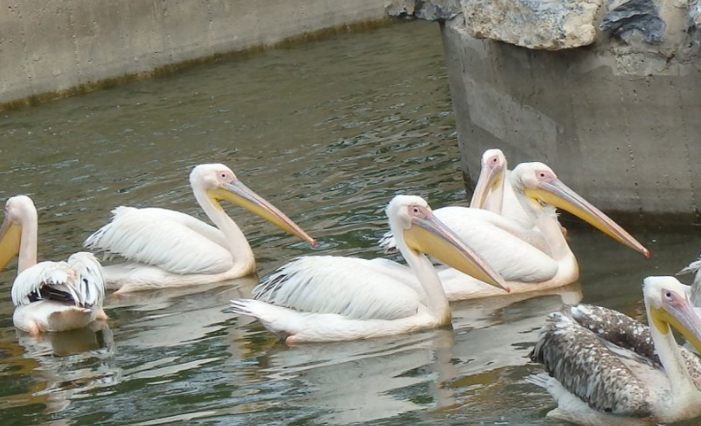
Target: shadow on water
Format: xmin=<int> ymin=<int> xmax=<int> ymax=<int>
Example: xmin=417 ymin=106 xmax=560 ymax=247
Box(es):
xmin=0 ymin=19 xmax=699 ymax=426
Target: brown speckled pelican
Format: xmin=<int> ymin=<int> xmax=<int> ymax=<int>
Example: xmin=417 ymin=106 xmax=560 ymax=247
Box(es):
xmin=529 ymin=276 xmax=701 ymax=426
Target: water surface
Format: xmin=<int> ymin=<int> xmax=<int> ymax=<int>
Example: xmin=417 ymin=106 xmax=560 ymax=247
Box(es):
xmin=0 ymin=20 xmax=699 ymax=426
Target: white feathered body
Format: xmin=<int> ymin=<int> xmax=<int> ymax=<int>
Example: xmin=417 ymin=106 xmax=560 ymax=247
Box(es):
xmin=85 ymin=206 xmax=255 ymax=291
xmin=12 ymin=252 xmax=106 ymax=334
xmin=231 ymin=256 xmax=449 ymax=343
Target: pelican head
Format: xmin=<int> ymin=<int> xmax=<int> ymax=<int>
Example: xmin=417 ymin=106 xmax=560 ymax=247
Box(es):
xmin=387 ymin=195 xmax=509 ymax=292
xmin=511 ymin=162 xmax=650 ymax=258
xmin=192 ymin=164 xmax=316 ymax=246
xmin=0 ymin=195 xmax=36 ymax=272
xmin=471 ymin=149 xmax=507 ymax=208
xmin=644 ymin=276 xmax=701 ymax=354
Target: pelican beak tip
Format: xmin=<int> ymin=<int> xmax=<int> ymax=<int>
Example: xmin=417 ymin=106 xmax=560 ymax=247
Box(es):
xmin=503 ymin=285 xmax=511 ymax=293
xmin=310 ymin=238 xmax=317 ymax=247
xmin=643 ymin=248 xmax=651 ymax=259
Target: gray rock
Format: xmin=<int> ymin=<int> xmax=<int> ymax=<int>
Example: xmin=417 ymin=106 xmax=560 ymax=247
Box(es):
xmin=386 ymin=0 xmax=461 ymax=21
xmin=461 ymin=0 xmax=603 ymax=50
xmin=599 ymin=0 xmax=665 ymax=43
xmin=689 ymin=0 xmax=701 ymax=29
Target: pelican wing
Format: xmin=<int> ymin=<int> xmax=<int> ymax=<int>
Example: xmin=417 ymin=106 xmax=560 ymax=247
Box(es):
xmin=11 ymin=261 xmax=80 ymax=306
xmin=253 ymin=256 xmax=423 ymax=321
xmin=11 ymin=252 xmax=106 ymax=310
xmin=529 ymin=312 xmax=653 ymax=416
xmin=564 ymin=304 xmax=701 ymax=389
xmin=66 ymin=252 xmax=106 ymax=308
xmin=85 ymin=206 xmax=233 ymax=275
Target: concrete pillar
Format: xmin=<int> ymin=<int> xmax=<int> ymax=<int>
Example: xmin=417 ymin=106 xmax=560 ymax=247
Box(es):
xmin=390 ymin=0 xmax=701 ymax=220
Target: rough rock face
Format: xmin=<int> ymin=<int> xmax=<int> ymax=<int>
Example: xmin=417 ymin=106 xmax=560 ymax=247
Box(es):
xmin=461 ymin=0 xmax=603 ymax=50
xmin=599 ymin=0 xmax=665 ymax=43
xmin=689 ymin=0 xmax=701 ymax=28
xmin=386 ymin=0 xmax=461 ymax=21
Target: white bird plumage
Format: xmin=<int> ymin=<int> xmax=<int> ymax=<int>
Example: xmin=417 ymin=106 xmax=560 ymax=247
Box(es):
xmin=0 ymin=195 xmax=107 ymax=335
xmin=380 ymin=161 xmax=650 ymax=300
xmin=529 ymin=276 xmax=701 ymax=426
xmin=230 ymin=195 xmax=509 ymax=343
xmin=85 ymin=163 xmax=315 ymax=292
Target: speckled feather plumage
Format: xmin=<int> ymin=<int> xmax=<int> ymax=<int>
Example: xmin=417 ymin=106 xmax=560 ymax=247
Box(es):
xmin=530 ymin=311 xmax=653 ymax=416
xmin=564 ymin=304 xmax=701 ymax=390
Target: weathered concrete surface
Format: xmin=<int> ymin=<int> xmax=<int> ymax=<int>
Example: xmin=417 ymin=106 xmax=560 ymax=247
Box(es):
xmin=0 ymin=0 xmax=390 ymax=108
xmin=389 ymin=0 xmax=701 ymax=219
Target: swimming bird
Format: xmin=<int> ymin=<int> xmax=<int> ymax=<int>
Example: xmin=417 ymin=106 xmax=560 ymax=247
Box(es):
xmin=85 ymin=164 xmax=315 ymax=292
xmin=381 ymin=162 xmax=649 ymax=300
xmin=230 ymin=195 xmax=509 ymax=343
xmin=380 ymin=149 xmax=549 ymax=254
xmin=468 ymin=148 xmax=534 ymax=228
xmin=0 ymin=196 xmax=106 ymax=335
xmin=676 ymin=255 xmax=701 ymax=311
xmin=529 ymin=276 xmax=701 ymax=426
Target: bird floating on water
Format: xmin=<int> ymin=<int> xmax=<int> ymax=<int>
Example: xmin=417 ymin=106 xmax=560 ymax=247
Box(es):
xmin=381 ymin=161 xmax=649 ymax=300
xmin=0 ymin=196 xmax=106 ymax=335
xmin=529 ymin=276 xmax=701 ymax=426
xmin=85 ymin=163 xmax=316 ymax=292
xmin=230 ymin=194 xmax=509 ymax=343
xmin=676 ymin=255 xmax=701 ymax=313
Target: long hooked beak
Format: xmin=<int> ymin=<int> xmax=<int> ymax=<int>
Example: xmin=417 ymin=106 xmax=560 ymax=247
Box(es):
xmin=525 ymin=180 xmax=650 ymax=258
xmin=650 ymin=282 xmax=701 ymax=354
xmin=0 ymin=216 xmax=21 ymax=272
xmin=208 ymin=180 xmax=316 ymax=246
xmin=403 ymin=213 xmax=509 ymax=292
xmin=470 ymin=161 xmax=505 ymax=209
xmin=676 ymin=259 xmax=701 ymax=276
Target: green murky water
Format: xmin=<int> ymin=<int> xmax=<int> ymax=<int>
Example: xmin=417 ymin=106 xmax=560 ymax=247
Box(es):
xmin=0 ymin=20 xmax=699 ymax=426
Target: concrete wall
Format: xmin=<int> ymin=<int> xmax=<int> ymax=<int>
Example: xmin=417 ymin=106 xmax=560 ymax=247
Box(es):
xmin=0 ymin=0 xmax=389 ymax=108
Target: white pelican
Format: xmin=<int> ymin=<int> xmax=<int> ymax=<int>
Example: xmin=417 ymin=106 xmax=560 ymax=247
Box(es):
xmin=382 ymin=162 xmax=649 ymax=300
xmin=468 ymin=148 xmax=533 ymax=228
xmin=84 ymin=164 xmax=315 ymax=292
xmin=529 ymin=276 xmax=701 ymax=426
xmin=677 ymin=256 xmax=701 ymax=311
xmin=230 ymin=195 xmax=509 ymax=343
xmin=0 ymin=195 xmax=106 ymax=335
xmin=380 ymin=149 xmax=548 ymax=253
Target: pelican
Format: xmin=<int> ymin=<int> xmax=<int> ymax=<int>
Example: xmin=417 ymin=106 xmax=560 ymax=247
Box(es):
xmin=84 ymin=164 xmax=316 ymax=292
xmin=230 ymin=195 xmax=509 ymax=343
xmin=468 ymin=148 xmax=534 ymax=228
xmin=382 ymin=162 xmax=649 ymax=300
xmin=677 ymin=256 xmax=701 ymax=311
xmin=0 ymin=196 xmax=106 ymax=335
xmin=529 ymin=276 xmax=701 ymax=426
xmin=380 ymin=149 xmax=547 ymax=253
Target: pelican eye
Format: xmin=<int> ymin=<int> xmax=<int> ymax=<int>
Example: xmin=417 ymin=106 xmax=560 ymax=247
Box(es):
xmin=665 ymin=291 xmax=672 ymax=299
xmin=411 ymin=207 xmax=420 ymax=214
